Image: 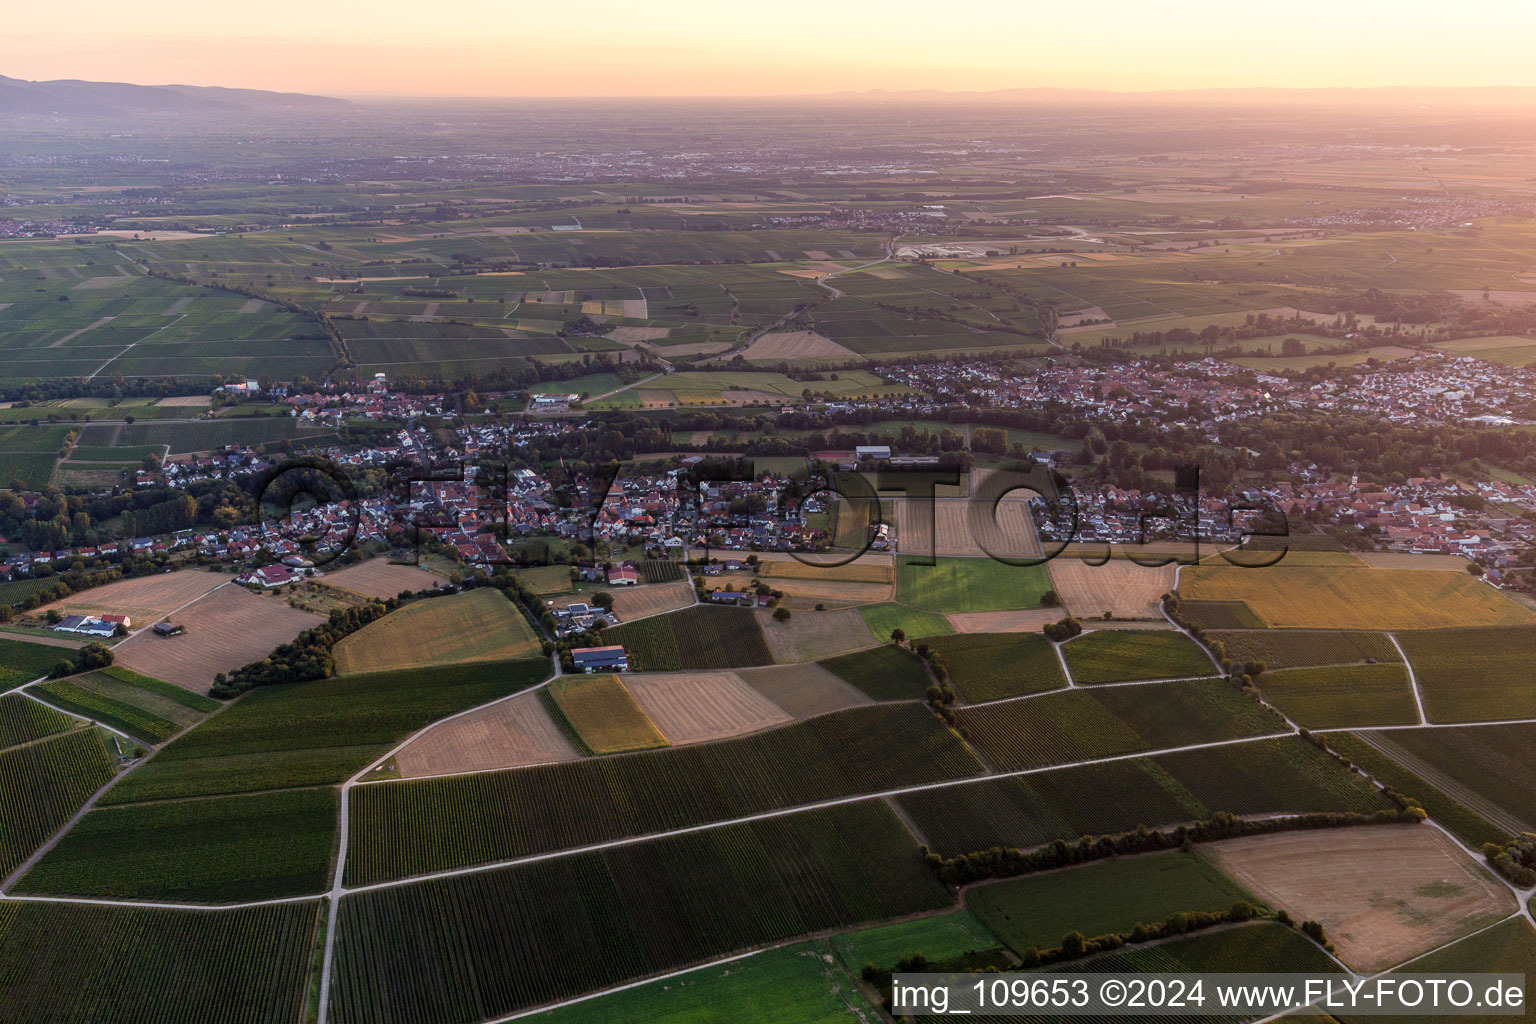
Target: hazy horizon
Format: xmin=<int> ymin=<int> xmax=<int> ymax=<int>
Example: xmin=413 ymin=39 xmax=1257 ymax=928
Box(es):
xmin=10 ymin=0 xmax=1536 ymax=98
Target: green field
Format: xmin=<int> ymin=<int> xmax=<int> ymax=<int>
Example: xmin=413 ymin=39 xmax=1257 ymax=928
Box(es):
xmin=518 ymin=564 xmax=576 ymax=595
xmin=898 ymin=736 xmax=1393 ymax=857
xmin=919 ymin=631 xmax=1066 ymax=701
xmin=0 ymin=727 xmax=117 ymax=878
xmin=30 ymin=665 xmax=217 ymax=744
xmin=101 ymin=659 xmax=550 ymax=803
xmin=1395 ymin=626 xmax=1536 ymax=722
xmin=857 ymin=602 xmax=953 ymax=641
xmin=967 ymin=850 xmax=1257 ymax=955
xmin=1356 ymin=724 xmax=1536 ymax=830
xmin=1207 ymin=629 xmax=1402 ymax=669
xmin=344 ymin=702 xmax=983 ymax=884
xmin=0 ymin=899 xmax=320 ymax=1024
xmin=18 ymin=787 xmax=337 ymax=902
xmin=528 ymin=940 xmax=881 ymax=1024
xmin=816 ymin=644 xmax=932 ymax=700
xmin=0 ymin=636 xmax=79 ymax=691
xmin=1256 ymin=663 xmax=1420 ymax=729
xmin=603 ymin=604 xmax=772 ymax=670
xmin=1040 ymin=920 xmax=1338 ymax=975
xmin=1346 ymin=917 xmax=1536 ymax=1024
xmin=1323 ymin=733 xmax=1508 ymax=848
xmin=331 ymin=800 xmax=951 ymax=1024
xmin=1062 ymin=629 xmax=1217 ymax=683
xmin=897 ymin=557 xmax=1054 ymax=612
xmin=831 ymin=909 xmax=1001 ymax=973
xmin=0 ymin=691 xmax=77 ymax=748
xmin=954 ymin=678 xmax=1285 ymax=772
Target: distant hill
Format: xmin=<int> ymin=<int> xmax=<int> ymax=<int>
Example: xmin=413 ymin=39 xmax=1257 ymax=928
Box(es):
xmin=0 ymin=74 xmax=351 ymax=117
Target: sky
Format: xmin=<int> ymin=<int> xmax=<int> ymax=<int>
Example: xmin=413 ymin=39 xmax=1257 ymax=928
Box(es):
xmin=9 ymin=0 xmax=1536 ymax=98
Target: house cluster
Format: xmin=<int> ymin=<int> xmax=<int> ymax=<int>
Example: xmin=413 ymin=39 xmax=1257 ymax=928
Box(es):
xmin=1034 ymin=486 xmax=1260 ymax=546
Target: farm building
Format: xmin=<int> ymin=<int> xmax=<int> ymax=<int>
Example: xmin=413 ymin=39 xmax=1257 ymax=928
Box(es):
xmin=571 ymin=645 xmax=629 ymax=672
xmin=238 ymin=564 xmax=305 ymax=589
xmin=51 ymin=614 xmax=118 ymax=638
xmin=607 ymin=567 xmax=638 ymax=586
xmin=152 ymin=622 xmax=184 ymax=637
xmin=531 ymin=393 xmax=580 ymax=408
xmin=855 ymin=445 xmax=891 ymax=461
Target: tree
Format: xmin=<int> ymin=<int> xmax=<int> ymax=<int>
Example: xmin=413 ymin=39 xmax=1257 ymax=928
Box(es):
xmin=592 ymin=591 xmax=614 ymax=610
xmin=890 ymin=627 xmax=906 ymax=644
xmin=772 ymin=606 xmax=792 ymax=623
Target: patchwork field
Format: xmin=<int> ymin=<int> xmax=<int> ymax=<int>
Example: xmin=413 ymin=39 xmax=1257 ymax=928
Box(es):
xmin=34 ymin=665 xmax=218 ymax=743
xmin=321 ymin=559 xmax=445 ymax=600
xmin=1061 ymin=629 xmax=1217 ymax=683
xmin=545 ymin=674 xmax=670 ymax=754
xmin=1395 ymin=626 xmax=1536 ymax=721
xmin=621 ymin=669 xmax=792 ymax=744
xmin=755 ymin=606 xmax=877 ymax=663
xmin=343 ymin=703 xmax=983 ymax=882
xmin=736 ymin=663 xmax=872 ymax=719
xmin=1049 ymin=558 xmax=1177 ymax=619
xmin=101 ymin=660 xmax=551 ymax=803
xmin=954 ymin=678 xmax=1284 ymax=772
xmin=740 ymin=329 xmax=858 ymax=361
xmin=393 ymin=690 xmax=579 ymax=778
xmin=1256 ymin=663 xmax=1420 ymax=729
xmin=112 ymin=585 xmax=324 ymax=692
xmin=1205 ymin=826 xmax=1512 ymax=971
xmin=898 ymin=736 xmax=1394 ymax=858
xmin=333 ymin=588 xmax=541 ymax=675
xmin=331 ymin=801 xmax=950 ymax=1024
xmin=34 ymin=569 xmax=223 ymax=625
xmin=1179 ymin=565 xmax=1536 ymax=630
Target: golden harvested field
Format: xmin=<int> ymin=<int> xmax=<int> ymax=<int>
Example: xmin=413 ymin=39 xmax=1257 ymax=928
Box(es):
xmin=332 ymin=588 xmax=542 ymax=675
xmin=945 ymin=608 xmax=1067 ymax=633
xmin=895 ymin=498 xmax=1038 ymax=559
xmin=1355 ymin=552 xmax=1473 ymax=571
xmin=1205 ymin=826 xmax=1513 ymax=972
xmin=736 ymin=663 xmax=872 ymax=718
xmin=393 ymin=690 xmax=576 ymax=778
xmin=1178 ymin=565 xmax=1536 ymax=630
xmin=321 ymin=559 xmax=444 ymax=601
xmin=1050 ymin=558 xmax=1177 ymax=619
xmin=610 ymin=582 xmax=695 ymax=619
xmin=36 ymin=569 xmax=223 ymax=625
xmin=621 ymin=670 xmax=791 ymax=744
xmin=764 ymin=577 xmax=894 ymax=606
xmin=740 ymin=330 xmax=858 ymax=361
xmin=112 ymin=585 xmax=324 ymax=692
xmin=546 ymin=674 xmax=669 ymax=754
xmin=755 ymin=607 xmax=877 ymax=663
xmin=758 ymin=560 xmax=894 ymax=585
